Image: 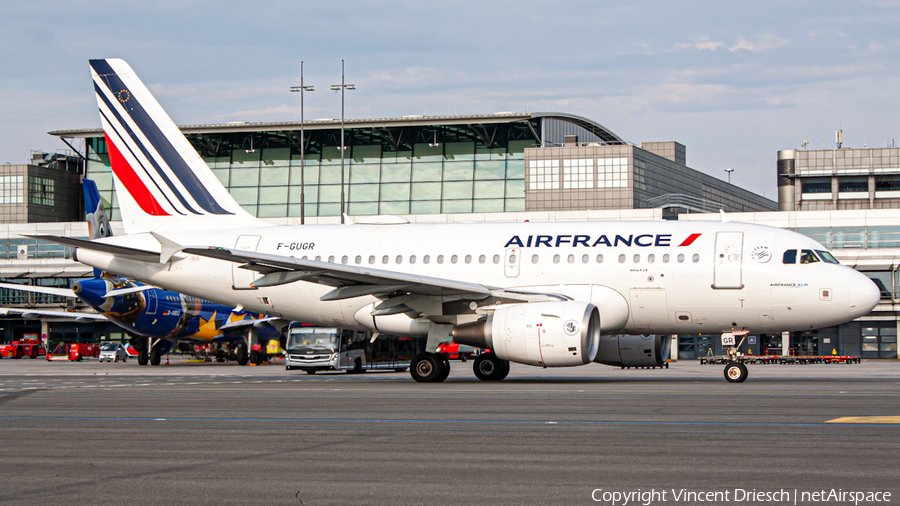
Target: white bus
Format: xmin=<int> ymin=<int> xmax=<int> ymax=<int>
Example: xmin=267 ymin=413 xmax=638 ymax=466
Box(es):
xmin=284 ymin=324 xmax=423 ymax=374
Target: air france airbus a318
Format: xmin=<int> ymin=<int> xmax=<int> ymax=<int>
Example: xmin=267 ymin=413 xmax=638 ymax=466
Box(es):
xmin=38 ymin=58 xmax=879 ymax=383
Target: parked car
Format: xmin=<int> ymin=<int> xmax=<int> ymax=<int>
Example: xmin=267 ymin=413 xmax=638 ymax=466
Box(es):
xmin=99 ymin=342 xmax=127 ymax=363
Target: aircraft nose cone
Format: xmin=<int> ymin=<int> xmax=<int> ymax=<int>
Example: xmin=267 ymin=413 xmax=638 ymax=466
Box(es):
xmin=849 ymin=270 xmax=880 ymax=319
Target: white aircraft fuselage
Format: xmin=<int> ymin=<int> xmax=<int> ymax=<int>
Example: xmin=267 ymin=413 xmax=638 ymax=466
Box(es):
xmin=76 ymin=219 xmax=877 ymax=337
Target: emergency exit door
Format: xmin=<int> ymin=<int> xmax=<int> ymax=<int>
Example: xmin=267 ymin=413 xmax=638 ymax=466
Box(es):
xmin=713 ymin=231 xmax=743 ymax=289
xmin=232 ymin=235 xmax=261 ymax=289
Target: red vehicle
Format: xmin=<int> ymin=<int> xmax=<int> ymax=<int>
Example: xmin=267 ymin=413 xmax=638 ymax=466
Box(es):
xmin=68 ymin=343 xmax=100 ymax=361
xmin=0 ymin=335 xmax=45 ymax=359
xmin=436 ymin=341 xmax=480 ymax=362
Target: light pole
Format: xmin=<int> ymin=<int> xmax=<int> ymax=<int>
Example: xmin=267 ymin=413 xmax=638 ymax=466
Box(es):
xmin=331 ymin=59 xmax=355 ymax=223
xmin=724 ymin=168 xmax=734 ymax=184
xmin=290 ymin=61 xmax=314 ymax=224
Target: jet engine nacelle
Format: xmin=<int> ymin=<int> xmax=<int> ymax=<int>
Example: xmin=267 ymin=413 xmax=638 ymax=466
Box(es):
xmin=452 ymin=301 xmax=601 ymax=367
xmin=592 ymin=334 xmax=671 ymax=367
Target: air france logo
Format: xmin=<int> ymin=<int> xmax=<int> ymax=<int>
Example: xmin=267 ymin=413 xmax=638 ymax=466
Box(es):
xmin=504 ymin=233 xmax=700 ymax=248
xmin=564 ymin=320 xmax=579 ymax=336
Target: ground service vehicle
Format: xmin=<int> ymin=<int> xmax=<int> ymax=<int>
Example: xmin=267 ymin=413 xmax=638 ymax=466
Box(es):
xmin=0 ymin=336 xmax=45 ymax=359
xmin=284 ymin=324 xmax=421 ymax=374
xmin=435 ymin=341 xmax=479 ymax=361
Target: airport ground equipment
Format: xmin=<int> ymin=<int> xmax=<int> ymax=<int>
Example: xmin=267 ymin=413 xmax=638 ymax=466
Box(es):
xmin=700 ymin=354 xmax=861 ymax=365
xmin=284 ymin=324 xmax=417 ymax=374
xmin=68 ymin=343 xmax=99 ymax=361
xmin=0 ymin=336 xmax=45 ymax=359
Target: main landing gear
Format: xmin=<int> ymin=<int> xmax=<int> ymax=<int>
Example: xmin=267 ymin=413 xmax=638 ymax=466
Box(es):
xmin=409 ymin=351 xmax=511 ymax=383
xmin=472 ymin=352 xmax=510 ymax=381
xmin=410 ymin=352 xmax=450 ymax=383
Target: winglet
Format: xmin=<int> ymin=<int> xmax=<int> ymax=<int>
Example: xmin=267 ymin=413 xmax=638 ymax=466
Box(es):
xmin=719 ymin=209 xmax=730 ymax=222
xmin=150 ymin=231 xmax=184 ymax=263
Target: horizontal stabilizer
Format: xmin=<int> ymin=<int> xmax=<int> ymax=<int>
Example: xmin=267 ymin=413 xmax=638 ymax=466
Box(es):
xmin=0 ymin=307 xmax=106 ymax=321
xmin=27 ymin=235 xmax=160 ymax=263
xmin=104 ymin=285 xmax=157 ymax=298
xmin=219 ymin=316 xmax=283 ymax=331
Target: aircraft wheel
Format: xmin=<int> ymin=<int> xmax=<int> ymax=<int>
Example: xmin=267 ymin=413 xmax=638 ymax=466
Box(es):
xmin=436 ymin=355 xmax=451 ymax=382
xmin=138 ymin=349 xmax=148 ymax=366
xmin=149 ymin=349 xmax=161 ymax=366
xmin=236 ymin=347 xmax=249 ymax=366
xmin=410 ymin=353 xmax=445 ymax=383
xmin=473 ymin=352 xmax=506 ymax=381
xmin=724 ymin=362 xmax=748 ymax=383
xmin=497 ymin=359 xmax=511 ymax=380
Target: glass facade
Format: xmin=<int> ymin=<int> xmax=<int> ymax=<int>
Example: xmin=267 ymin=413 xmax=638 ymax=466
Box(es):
xmin=84 ymin=123 xmax=538 ymax=220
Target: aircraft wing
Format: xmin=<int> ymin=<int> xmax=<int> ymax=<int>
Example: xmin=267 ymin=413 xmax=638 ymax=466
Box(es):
xmin=182 ymin=247 xmax=564 ymax=303
xmin=0 ymin=282 xmax=75 ymax=298
xmin=218 ymin=316 xmax=286 ymax=331
xmin=0 ymin=307 xmax=106 ymax=321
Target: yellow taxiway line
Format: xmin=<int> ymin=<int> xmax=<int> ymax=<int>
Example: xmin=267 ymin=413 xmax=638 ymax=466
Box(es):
xmin=826 ymin=416 xmax=900 ymax=424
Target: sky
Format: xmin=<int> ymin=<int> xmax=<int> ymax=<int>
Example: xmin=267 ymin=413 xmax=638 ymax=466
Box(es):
xmin=2 ymin=0 xmax=900 ymax=199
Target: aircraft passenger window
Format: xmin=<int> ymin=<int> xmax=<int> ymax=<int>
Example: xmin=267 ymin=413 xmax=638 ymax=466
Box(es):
xmin=396 ymin=255 xmax=403 ymax=264
xmin=662 ymin=254 xmax=669 ymax=263
xmin=800 ymin=250 xmax=820 ymax=264
xmin=437 ymin=255 xmax=444 ymax=264
xmin=465 ymin=255 xmax=472 ymax=264
xmin=451 ymin=255 xmax=458 ymax=264
xmin=341 ymin=255 xmax=348 ymax=264
xmin=618 ymin=254 xmax=626 ymax=263
xmin=782 ymin=250 xmax=797 ymax=264
xmin=328 ymin=255 xmax=335 ymax=263
xmin=479 ymin=255 xmax=486 ymax=264
xmin=410 ymin=255 xmax=417 ymax=264
xmin=382 ymin=255 xmax=389 ymax=264
xmin=582 ymin=254 xmax=589 ymax=263
xmin=692 ymin=254 xmax=700 ymax=263
xmin=648 ymin=254 xmax=655 ymax=263
xmin=567 ymin=254 xmax=575 ymax=264
xmin=677 ymin=254 xmax=685 ymax=263
xmin=355 ymin=255 xmax=362 ymax=264
xmin=368 ymin=255 xmax=375 ymax=264
xmin=509 ymin=254 xmax=516 ymax=263
xmin=816 ymin=250 xmax=839 ymax=264
xmin=553 ymin=254 xmax=561 ymax=264
xmin=633 ymin=254 xmax=640 ymax=263
xmin=315 ymin=255 xmax=322 ymax=261
xmin=596 ymin=254 xmax=603 ymax=263
xmin=424 ymin=255 xmax=431 ymax=264
xmin=493 ymin=254 xmax=500 ymax=264
xmin=532 ymin=254 xmax=539 ymax=264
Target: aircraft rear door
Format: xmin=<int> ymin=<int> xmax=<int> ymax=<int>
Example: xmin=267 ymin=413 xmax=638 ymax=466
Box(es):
xmin=504 ymin=247 xmax=520 ymax=278
xmin=713 ymin=232 xmax=744 ymax=289
xmin=144 ymin=288 xmax=158 ymax=315
xmin=232 ymin=235 xmax=261 ymax=289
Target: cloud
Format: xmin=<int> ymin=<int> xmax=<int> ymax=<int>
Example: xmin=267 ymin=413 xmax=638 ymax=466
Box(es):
xmin=729 ymin=33 xmax=790 ymax=52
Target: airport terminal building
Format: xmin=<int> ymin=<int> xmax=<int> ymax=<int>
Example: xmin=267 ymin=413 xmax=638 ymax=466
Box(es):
xmin=0 ymin=112 xmax=896 ymax=359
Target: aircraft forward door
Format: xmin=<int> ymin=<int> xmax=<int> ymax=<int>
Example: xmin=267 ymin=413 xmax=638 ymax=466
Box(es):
xmin=232 ymin=235 xmax=261 ymax=290
xmin=504 ymin=247 xmax=520 ymax=278
xmin=713 ymin=232 xmax=744 ymax=289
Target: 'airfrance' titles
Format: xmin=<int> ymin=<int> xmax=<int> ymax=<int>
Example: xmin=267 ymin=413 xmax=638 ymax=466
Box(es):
xmin=504 ymin=233 xmax=701 ymax=248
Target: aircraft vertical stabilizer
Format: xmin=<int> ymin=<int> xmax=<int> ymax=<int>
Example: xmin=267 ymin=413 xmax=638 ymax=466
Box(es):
xmin=89 ymin=58 xmax=266 ymax=234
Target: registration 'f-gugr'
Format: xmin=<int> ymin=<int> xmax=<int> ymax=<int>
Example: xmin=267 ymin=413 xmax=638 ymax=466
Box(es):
xmin=39 ymin=58 xmax=880 ymax=383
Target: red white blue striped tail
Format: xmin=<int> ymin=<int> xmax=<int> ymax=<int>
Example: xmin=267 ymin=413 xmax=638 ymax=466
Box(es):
xmin=90 ymin=58 xmax=262 ymax=234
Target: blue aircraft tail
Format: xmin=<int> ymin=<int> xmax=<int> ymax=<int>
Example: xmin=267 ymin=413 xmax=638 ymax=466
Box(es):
xmin=83 ymin=178 xmax=112 ymax=277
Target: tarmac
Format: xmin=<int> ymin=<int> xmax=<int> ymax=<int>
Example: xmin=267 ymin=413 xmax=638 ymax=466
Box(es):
xmin=0 ymin=357 xmax=897 ymax=505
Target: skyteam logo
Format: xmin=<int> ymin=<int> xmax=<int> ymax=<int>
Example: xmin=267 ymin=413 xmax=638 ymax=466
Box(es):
xmin=503 ymin=233 xmax=701 ymax=248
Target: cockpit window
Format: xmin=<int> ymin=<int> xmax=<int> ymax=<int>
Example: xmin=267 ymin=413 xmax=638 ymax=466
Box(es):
xmin=783 ymin=250 xmax=797 ymax=264
xmin=799 ymin=249 xmax=820 ymax=264
xmin=816 ymin=250 xmax=839 ymax=264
